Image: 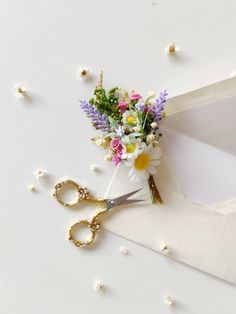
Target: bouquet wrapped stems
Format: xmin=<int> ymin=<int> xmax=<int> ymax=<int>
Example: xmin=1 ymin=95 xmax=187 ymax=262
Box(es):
xmin=148 ymin=175 xmax=163 ymax=204
xmin=80 ymin=71 xmax=167 ymax=205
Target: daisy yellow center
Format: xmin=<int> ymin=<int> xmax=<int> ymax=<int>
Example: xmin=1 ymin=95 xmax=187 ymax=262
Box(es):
xmin=134 ymin=153 xmax=150 ymax=171
xmin=126 ymin=143 xmax=136 ymax=154
xmin=126 ymin=115 xmax=136 ymax=124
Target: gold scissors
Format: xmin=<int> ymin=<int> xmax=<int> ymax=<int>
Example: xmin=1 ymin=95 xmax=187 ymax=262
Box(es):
xmin=53 ymin=179 xmax=143 ymax=248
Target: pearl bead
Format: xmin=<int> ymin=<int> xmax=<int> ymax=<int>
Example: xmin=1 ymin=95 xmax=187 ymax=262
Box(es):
xmin=28 ymin=184 xmax=35 ymax=192
xmin=14 ymin=84 xmax=26 ymax=99
xmin=34 ymin=169 xmax=47 ymax=179
xmin=160 ymin=242 xmax=170 ymax=255
xmin=165 ymin=43 xmax=180 ymax=54
xmin=119 ymin=246 xmax=128 ymax=255
xmin=93 ymin=280 xmax=104 ymax=292
xmin=77 ymin=67 xmax=90 ymax=79
xmin=89 ymin=164 xmax=99 ymax=171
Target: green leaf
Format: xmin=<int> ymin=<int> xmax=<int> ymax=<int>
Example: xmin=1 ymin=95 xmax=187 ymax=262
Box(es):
xmin=129 ymin=132 xmax=143 ymax=137
xmin=108 ymin=116 xmax=119 ymax=130
xmin=136 ymin=110 xmax=143 ymax=125
xmin=121 ymin=135 xmax=130 ymax=144
xmin=105 ymin=132 xmax=116 ymax=138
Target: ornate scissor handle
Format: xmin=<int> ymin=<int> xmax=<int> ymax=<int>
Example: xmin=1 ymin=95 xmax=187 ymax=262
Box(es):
xmin=69 ymin=208 xmax=109 ymax=247
xmin=53 ymin=180 xmax=90 ymax=206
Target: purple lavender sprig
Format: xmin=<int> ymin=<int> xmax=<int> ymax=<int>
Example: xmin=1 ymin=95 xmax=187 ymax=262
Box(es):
xmin=80 ymin=100 xmax=110 ymax=131
xmin=151 ymin=88 xmax=168 ymax=124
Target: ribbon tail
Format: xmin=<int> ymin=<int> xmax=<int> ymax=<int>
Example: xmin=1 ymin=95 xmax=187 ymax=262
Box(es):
xmin=148 ymin=175 xmax=163 ymax=204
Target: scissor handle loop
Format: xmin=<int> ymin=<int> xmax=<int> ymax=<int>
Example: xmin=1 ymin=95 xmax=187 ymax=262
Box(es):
xmin=68 ymin=208 xmax=109 ymax=248
xmin=69 ymin=219 xmax=101 ymax=248
xmin=53 ymin=180 xmax=90 ymax=207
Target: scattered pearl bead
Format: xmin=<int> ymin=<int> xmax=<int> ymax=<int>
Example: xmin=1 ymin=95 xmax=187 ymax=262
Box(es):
xmin=93 ymin=280 xmax=104 ymax=293
xmin=14 ymin=84 xmax=26 ymax=99
xmin=34 ymin=169 xmax=47 ymax=179
xmin=28 ymin=184 xmax=36 ymax=192
xmin=77 ymin=67 xmax=90 ymax=79
xmin=89 ymin=164 xmax=99 ymax=171
xmin=160 ymin=242 xmax=170 ymax=255
xmin=165 ymin=43 xmax=180 ymax=55
xmin=165 ymin=296 xmax=174 ymax=307
xmin=119 ymin=246 xmax=128 ymax=255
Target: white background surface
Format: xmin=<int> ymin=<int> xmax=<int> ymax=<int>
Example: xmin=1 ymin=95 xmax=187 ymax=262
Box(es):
xmin=1 ymin=0 xmax=236 ymax=313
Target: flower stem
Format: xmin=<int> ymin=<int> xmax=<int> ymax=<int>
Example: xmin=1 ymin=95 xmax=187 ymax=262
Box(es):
xmin=148 ymin=175 xmax=163 ymax=204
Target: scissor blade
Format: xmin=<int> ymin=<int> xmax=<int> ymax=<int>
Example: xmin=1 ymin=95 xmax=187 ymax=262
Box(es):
xmin=112 ymin=188 xmax=143 ymax=206
xmin=121 ymin=199 xmax=144 ymax=205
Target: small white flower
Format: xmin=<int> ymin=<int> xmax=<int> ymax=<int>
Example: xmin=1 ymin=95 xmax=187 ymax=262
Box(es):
xmin=116 ymin=126 xmax=125 ymax=137
xmin=14 ymin=84 xmax=26 ymax=99
xmin=148 ymin=90 xmax=156 ymax=97
xmin=151 ymin=122 xmax=158 ymax=129
xmin=165 ymin=296 xmax=174 ymax=306
xmin=77 ymin=67 xmax=90 ymax=79
xmin=160 ymin=242 xmax=170 ymax=255
xmin=34 ymin=169 xmax=47 ymax=179
xmin=93 ymin=280 xmax=105 ymax=292
xmin=125 ymin=144 xmax=162 ymax=182
xmin=122 ymin=110 xmax=138 ymax=126
xmin=93 ymin=135 xmax=109 ymax=148
xmin=104 ymin=154 xmax=113 ymax=161
xmin=95 ymin=138 xmax=104 ymax=147
xmin=146 ymin=133 xmax=157 ymax=144
xmin=119 ymin=246 xmax=128 ymax=255
xmin=165 ymin=43 xmax=180 ymax=54
xmin=28 ymin=184 xmax=36 ymax=192
xmin=133 ymin=126 xmax=141 ymax=133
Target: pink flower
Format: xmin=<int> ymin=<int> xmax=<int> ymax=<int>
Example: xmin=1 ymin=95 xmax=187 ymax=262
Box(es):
xmin=112 ymin=154 xmax=121 ymax=166
xmin=130 ymin=93 xmax=142 ymax=101
xmin=116 ymin=144 xmax=123 ymax=156
xmin=110 ymin=138 xmax=122 ymax=150
xmin=118 ymin=101 xmax=128 ymax=113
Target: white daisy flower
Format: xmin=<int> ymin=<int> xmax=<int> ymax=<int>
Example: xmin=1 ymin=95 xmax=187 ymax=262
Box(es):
xmin=14 ymin=84 xmax=26 ymax=99
xmin=122 ymin=110 xmax=138 ymax=126
xmin=122 ymin=138 xmax=142 ymax=160
xmin=164 ymin=43 xmax=180 ymax=54
xmin=125 ymin=145 xmax=162 ymax=182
